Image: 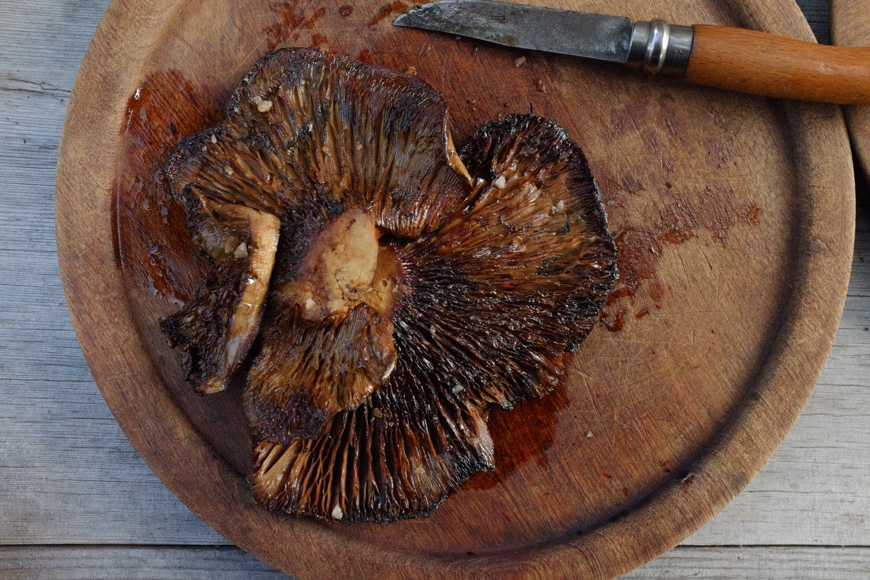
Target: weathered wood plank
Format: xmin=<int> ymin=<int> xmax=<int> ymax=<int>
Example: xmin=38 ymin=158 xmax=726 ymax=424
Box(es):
xmin=0 ymin=1 xmax=111 ymax=70
xmin=0 ymin=546 xmax=287 ymax=580
xmin=2 ymin=0 xmax=869 ymax=575
xmin=2 ymin=545 xmax=870 ymax=580
xmin=0 ymin=0 xmax=225 ymax=546
xmin=626 ymin=546 xmax=870 ymax=578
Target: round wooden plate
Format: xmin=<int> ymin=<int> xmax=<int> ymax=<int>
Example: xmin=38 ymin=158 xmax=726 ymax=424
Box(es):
xmin=57 ymin=0 xmax=854 ymax=578
xmin=832 ymin=0 xmax=870 ymax=178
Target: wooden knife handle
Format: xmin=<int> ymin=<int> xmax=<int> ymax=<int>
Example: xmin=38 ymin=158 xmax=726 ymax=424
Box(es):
xmin=685 ymin=25 xmax=870 ymax=106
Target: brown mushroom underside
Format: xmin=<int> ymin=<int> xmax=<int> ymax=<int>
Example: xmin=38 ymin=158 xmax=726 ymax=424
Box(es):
xmin=161 ymin=48 xmax=617 ymax=523
xmin=160 ymin=203 xmax=279 ymax=394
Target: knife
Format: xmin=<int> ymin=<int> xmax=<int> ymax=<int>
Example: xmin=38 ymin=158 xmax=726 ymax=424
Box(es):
xmin=393 ymin=0 xmax=870 ymax=106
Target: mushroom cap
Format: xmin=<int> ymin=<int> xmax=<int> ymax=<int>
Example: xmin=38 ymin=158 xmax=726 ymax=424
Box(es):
xmin=161 ymin=48 xmax=618 ymax=523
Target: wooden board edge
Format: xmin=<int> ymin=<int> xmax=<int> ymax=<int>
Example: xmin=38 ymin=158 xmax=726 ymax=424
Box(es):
xmin=55 ymin=1 xmax=856 ymax=579
xmin=830 ymin=0 xmax=870 ymax=179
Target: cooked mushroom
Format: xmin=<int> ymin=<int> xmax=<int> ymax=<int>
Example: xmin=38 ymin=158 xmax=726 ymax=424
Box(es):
xmin=160 ymin=201 xmax=279 ymax=394
xmin=162 ymin=48 xmax=617 ymax=523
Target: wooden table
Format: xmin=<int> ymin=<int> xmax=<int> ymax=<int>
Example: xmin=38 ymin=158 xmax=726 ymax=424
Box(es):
xmin=2 ymin=1 xmax=868 ymax=578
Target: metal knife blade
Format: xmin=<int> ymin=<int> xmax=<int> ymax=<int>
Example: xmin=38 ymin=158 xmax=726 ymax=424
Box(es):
xmin=393 ymin=0 xmax=633 ymax=63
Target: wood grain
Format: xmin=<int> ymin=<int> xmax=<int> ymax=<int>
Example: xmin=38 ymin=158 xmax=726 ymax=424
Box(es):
xmin=4 ymin=545 xmax=870 ymax=579
xmin=831 ymin=0 xmax=870 ymax=177
xmin=685 ymin=25 xmax=870 ymax=105
xmin=627 ymin=546 xmax=870 ymax=578
xmin=0 ymin=0 xmax=866 ymax=578
xmin=0 ymin=546 xmax=285 ymax=580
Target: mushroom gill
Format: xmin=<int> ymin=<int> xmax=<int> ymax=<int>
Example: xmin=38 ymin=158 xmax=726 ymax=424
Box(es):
xmin=161 ymin=48 xmax=618 ymax=523
xmin=160 ymin=201 xmax=279 ymax=394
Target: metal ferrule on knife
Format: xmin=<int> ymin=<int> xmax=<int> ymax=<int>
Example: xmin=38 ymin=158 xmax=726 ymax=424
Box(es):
xmin=627 ymin=20 xmax=694 ymax=76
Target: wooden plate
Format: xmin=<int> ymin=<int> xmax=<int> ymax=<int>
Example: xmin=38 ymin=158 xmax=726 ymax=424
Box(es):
xmin=831 ymin=0 xmax=870 ymax=178
xmin=56 ymin=0 xmax=855 ymax=578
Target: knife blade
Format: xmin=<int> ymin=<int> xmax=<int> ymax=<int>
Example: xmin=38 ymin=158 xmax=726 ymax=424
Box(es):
xmin=394 ymin=1 xmax=634 ymax=64
xmin=393 ymin=0 xmax=870 ymax=106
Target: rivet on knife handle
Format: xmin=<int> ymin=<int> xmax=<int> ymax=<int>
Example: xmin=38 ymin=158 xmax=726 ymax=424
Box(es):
xmin=627 ymin=20 xmax=694 ymax=75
